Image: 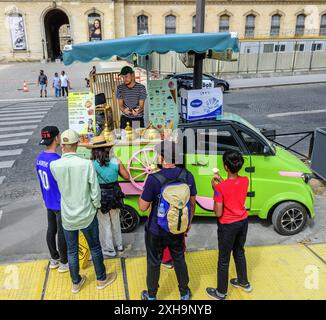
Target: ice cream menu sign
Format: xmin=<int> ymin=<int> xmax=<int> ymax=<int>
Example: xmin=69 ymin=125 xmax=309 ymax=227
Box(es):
xmin=148 ymin=79 xmax=179 ymax=130
xmin=68 ymin=92 xmax=96 ymax=135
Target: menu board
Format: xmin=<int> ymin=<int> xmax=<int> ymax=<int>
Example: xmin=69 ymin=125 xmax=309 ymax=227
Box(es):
xmin=68 ymin=92 xmax=96 ymax=135
xmin=147 ymin=79 xmax=179 ymax=130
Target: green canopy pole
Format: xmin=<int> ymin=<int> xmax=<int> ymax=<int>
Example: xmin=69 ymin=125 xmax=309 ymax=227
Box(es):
xmin=193 ymin=0 xmax=205 ymax=89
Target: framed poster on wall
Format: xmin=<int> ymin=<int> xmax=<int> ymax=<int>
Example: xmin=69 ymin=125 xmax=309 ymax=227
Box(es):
xmin=88 ymin=14 xmax=102 ymax=41
xmin=9 ymin=14 xmax=27 ymax=50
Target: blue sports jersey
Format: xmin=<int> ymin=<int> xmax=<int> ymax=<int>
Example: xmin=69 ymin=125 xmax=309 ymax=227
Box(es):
xmin=36 ymin=151 xmax=61 ymax=210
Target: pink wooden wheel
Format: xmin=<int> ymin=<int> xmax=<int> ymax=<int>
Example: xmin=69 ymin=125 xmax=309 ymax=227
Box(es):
xmin=127 ymin=148 xmax=158 ymax=190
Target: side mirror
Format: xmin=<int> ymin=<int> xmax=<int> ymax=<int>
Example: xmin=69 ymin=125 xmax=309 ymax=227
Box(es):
xmin=263 ymin=145 xmax=272 ymax=155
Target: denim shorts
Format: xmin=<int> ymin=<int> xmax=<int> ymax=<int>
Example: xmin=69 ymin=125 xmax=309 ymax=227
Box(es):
xmin=39 ymin=84 xmax=47 ymax=90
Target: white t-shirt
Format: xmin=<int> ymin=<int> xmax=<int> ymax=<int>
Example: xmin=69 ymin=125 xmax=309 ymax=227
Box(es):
xmin=60 ymin=75 xmax=69 ymax=87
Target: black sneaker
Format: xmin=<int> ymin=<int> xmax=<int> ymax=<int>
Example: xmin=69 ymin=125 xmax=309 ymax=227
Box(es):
xmin=230 ymin=278 xmax=253 ymax=293
xmin=206 ymin=288 xmax=226 ymax=300
xmin=141 ymin=290 xmax=156 ymax=300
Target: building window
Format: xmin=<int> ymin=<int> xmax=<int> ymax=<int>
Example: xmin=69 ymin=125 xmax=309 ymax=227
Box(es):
xmin=245 ymin=15 xmax=255 ymax=38
xmin=295 ymin=14 xmax=305 ymax=36
xmin=88 ymin=13 xmax=102 ymax=41
xmin=219 ymin=15 xmax=230 ymax=32
xmin=275 ymin=44 xmax=286 ymax=52
xmin=137 ymin=15 xmax=148 ymax=35
xmin=270 ymin=14 xmax=281 ymax=36
xmin=312 ymin=43 xmax=322 ymax=51
xmin=165 ymin=15 xmax=176 ymax=34
xmin=9 ymin=13 xmax=27 ymax=50
xmin=192 ymin=15 xmax=196 ymax=33
xmin=263 ymin=44 xmax=274 ymax=53
xmin=320 ymin=14 xmax=326 ymax=36
xmin=294 ymin=43 xmax=305 ymax=51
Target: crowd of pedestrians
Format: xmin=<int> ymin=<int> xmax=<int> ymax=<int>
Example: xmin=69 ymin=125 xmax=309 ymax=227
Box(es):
xmin=37 ymin=70 xmax=71 ymax=98
xmin=36 ymin=126 xmax=252 ymax=299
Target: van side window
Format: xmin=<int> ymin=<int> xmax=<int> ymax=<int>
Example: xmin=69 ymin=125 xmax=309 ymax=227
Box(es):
xmin=197 ymin=129 xmax=241 ymax=155
xmin=240 ymin=131 xmax=265 ymax=154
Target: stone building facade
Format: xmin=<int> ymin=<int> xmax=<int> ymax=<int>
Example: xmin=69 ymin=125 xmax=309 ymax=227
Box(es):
xmin=1 ymin=0 xmax=326 ymax=61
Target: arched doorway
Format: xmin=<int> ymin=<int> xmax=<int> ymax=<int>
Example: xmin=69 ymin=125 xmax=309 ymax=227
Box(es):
xmin=44 ymin=9 xmax=70 ymax=61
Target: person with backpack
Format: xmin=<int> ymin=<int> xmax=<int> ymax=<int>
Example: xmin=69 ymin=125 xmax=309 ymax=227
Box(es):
xmin=139 ymin=140 xmax=197 ymax=300
xmin=206 ymin=150 xmax=252 ymax=300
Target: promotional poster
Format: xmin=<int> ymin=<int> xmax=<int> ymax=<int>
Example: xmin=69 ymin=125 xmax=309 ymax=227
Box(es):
xmin=88 ymin=16 xmax=102 ymax=41
xmin=147 ymin=79 xmax=179 ymax=130
xmin=9 ymin=14 xmax=27 ymax=50
xmin=68 ymin=92 xmax=96 ymax=135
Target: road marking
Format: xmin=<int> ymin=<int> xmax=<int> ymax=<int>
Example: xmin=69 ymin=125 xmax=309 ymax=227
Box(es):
xmin=0 ymin=132 xmax=33 ymax=139
xmin=0 ymin=106 xmax=52 ymax=111
xmin=0 ymin=110 xmax=48 ymax=115
xmin=0 ymin=160 xmax=15 ymax=169
xmin=0 ymin=149 xmax=23 ymax=157
xmin=0 ymin=139 xmax=28 ymax=146
xmin=0 ymin=97 xmax=61 ymax=102
xmin=0 ymin=115 xmax=44 ymax=121
xmin=268 ymin=109 xmax=326 ymax=118
xmin=0 ymin=119 xmax=42 ymax=125
xmin=0 ymin=125 xmax=38 ymax=132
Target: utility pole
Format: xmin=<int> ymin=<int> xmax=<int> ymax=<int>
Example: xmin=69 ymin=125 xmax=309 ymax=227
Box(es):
xmin=193 ymin=0 xmax=205 ymax=89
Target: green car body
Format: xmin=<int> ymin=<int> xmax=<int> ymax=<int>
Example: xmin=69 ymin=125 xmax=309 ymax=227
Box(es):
xmin=80 ymin=113 xmax=315 ymax=235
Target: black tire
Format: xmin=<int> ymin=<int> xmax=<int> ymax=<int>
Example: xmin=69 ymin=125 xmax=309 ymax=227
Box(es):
xmin=120 ymin=205 xmax=140 ymax=233
xmin=272 ymin=201 xmax=308 ymax=236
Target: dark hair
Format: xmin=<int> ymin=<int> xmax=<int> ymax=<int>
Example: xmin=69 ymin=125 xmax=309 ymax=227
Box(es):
xmin=91 ymin=147 xmax=112 ymax=167
xmin=223 ymin=150 xmax=244 ymax=174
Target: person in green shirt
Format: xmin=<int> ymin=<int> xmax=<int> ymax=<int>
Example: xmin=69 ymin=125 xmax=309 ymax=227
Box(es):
xmin=88 ymin=135 xmax=130 ymax=257
xmin=50 ymin=129 xmax=117 ymax=294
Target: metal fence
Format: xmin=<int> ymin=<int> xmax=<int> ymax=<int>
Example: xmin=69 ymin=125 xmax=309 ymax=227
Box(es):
xmin=138 ymin=40 xmax=326 ymax=76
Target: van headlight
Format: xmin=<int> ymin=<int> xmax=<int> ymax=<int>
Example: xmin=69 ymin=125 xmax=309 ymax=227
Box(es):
xmin=302 ymin=173 xmax=313 ymax=184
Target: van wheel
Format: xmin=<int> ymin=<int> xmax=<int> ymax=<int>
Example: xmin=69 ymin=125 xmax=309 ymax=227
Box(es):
xmin=272 ymin=202 xmax=308 ymax=235
xmin=120 ymin=205 xmax=140 ymax=233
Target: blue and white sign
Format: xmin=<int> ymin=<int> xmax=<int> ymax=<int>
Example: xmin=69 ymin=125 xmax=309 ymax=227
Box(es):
xmin=180 ymin=87 xmax=223 ymax=121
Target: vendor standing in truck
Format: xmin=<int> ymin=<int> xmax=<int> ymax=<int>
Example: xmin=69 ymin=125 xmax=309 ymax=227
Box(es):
xmin=117 ymin=66 xmax=147 ymax=129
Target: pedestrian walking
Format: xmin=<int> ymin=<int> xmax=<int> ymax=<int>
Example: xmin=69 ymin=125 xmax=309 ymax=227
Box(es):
xmin=139 ymin=140 xmax=197 ymax=300
xmin=206 ymin=150 xmax=252 ymax=300
xmin=37 ymin=70 xmax=48 ymax=98
xmin=60 ymin=71 xmax=70 ymax=97
xmin=50 ymin=129 xmax=117 ymax=294
xmin=36 ymin=126 xmax=68 ymax=273
xmin=53 ymin=72 xmax=61 ymax=97
xmin=88 ymin=135 xmax=130 ymax=257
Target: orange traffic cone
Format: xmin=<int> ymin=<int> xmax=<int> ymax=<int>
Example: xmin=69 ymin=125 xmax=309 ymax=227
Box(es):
xmin=23 ymin=80 xmax=28 ymax=92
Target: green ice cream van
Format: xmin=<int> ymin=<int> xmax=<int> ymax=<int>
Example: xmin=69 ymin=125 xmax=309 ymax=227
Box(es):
xmin=110 ymin=113 xmax=315 ymax=236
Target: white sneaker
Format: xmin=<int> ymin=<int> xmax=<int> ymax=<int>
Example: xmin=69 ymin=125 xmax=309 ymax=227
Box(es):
xmin=117 ymin=245 xmax=124 ymax=252
xmin=58 ymin=263 xmax=69 ymax=273
xmin=103 ymin=250 xmax=116 ymax=257
xmin=49 ymin=259 xmax=60 ymax=269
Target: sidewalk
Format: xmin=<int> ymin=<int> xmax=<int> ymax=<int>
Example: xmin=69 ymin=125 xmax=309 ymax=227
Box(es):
xmin=0 ymin=243 xmax=325 ymax=300
xmin=228 ymin=73 xmax=326 ymax=90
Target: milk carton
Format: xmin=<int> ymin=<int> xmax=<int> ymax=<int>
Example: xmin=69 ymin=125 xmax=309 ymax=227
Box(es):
xmin=180 ymin=87 xmax=223 ymax=121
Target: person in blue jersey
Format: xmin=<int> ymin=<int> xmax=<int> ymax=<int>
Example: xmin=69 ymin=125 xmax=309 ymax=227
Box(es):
xmin=36 ymin=126 xmax=68 ymax=272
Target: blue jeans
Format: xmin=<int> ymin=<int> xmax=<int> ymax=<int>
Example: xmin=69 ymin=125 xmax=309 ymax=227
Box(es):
xmin=54 ymin=87 xmax=61 ymax=97
xmin=63 ymin=215 xmax=106 ymax=284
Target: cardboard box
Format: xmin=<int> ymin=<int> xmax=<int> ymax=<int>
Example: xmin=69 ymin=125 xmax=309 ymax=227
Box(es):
xmin=180 ymin=87 xmax=223 ymax=121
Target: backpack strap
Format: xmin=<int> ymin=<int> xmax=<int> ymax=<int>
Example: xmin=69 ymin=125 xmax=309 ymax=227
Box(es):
xmin=176 ymin=168 xmax=188 ymax=184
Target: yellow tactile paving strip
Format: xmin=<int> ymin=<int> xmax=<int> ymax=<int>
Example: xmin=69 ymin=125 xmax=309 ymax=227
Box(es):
xmin=307 ymin=243 xmax=326 ymax=262
xmin=125 ymin=245 xmax=326 ymax=300
xmin=43 ymin=258 xmax=125 ymax=300
xmin=0 ymin=244 xmax=326 ymax=300
xmin=0 ymin=260 xmax=48 ymax=300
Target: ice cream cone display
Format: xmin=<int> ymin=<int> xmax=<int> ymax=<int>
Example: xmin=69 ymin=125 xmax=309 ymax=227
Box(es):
xmin=142 ymin=123 xmax=160 ymax=140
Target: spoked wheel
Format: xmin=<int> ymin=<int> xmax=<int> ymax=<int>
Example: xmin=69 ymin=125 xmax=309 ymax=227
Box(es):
xmin=127 ymin=148 xmax=159 ymax=190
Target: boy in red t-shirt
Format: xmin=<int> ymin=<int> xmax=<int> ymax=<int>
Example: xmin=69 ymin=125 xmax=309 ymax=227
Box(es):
xmin=206 ymin=150 xmax=252 ymax=300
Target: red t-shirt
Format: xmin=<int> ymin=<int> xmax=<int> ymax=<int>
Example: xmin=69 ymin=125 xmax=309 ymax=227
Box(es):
xmin=213 ymin=176 xmax=249 ymax=224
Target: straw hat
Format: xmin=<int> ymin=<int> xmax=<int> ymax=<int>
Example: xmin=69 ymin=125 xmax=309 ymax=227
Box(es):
xmin=86 ymin=134 xmax=115 ymax=148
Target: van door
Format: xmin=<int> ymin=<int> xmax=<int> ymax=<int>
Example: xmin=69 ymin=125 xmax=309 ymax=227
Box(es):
xmin=184 ymin=125 xmax=252 ymax=215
